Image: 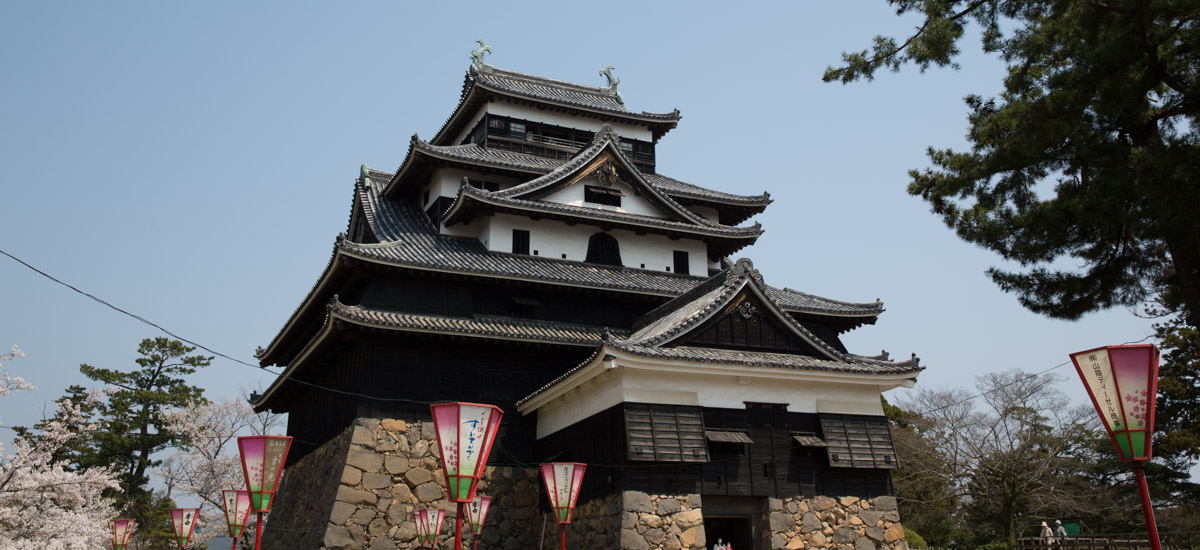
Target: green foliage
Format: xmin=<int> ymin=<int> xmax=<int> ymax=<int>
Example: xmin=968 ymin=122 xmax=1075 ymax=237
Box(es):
xmin=1155 ymin=316 xmax=1200 ymax=466
xmin=75 ymin=337 xmax=211 ymax=495
xmin=904 ymin=527 xmax=928 ymax=548
xmin=31 ymin=338 xmax=211 ymax=539
xmin=883 ymin=396 xmax=965 ymax=547
xmin=826 ymin=0 xmax=1200 ymax=327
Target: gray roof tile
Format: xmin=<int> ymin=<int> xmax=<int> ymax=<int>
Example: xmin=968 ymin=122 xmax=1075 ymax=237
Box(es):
xmin=331 ymin=297 xmax=625 ymax=345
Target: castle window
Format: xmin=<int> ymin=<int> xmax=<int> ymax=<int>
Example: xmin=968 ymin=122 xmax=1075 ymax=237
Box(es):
xmin=584 ymin=186 xmax=623 ymax=207
xmin=673 ymin=250 xmax=690 ymax=275
xmin=508 ymin=122 xmax=526 ymax=140
xmin=585 ymin=233 xmax=622 ymax=266
xmin=512 ymin=229 xmax=530 ymax=255
xmin=509 ymin=297 xmax=539 ymax=319
xmin=468 ymin=179 xmax=500 ymax=192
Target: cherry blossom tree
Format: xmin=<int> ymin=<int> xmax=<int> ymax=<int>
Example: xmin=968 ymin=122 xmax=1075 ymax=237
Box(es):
xmin=161 ymin=396 xmax=283 ymax=547
xmin=0 ymin=345 xmax=121 ymax=550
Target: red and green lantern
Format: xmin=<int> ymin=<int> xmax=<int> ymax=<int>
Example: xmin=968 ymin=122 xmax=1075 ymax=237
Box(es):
xmin=430 ymin=402 xmax=503 ymax=502
xmin=222 ymin=489 xmax=253 ymax=538
xmin=169 ymin=507 xmax=198 ymax=548
xmin=1069 ymin=344 xmax=1160 ymax=461
xmin=111 ymin=518 xmax=135 ymax=550
xmin=415 ymin=508 xmax=445 ymax=549
xmin=237 ymin=435 xmax=292 ymax=512
xmin=540 ymin=462 xmax=587 ymax=550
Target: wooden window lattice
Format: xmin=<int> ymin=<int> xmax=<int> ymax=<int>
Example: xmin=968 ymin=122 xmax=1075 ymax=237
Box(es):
xmin=819 ymin=414 xmax=898 ymax=469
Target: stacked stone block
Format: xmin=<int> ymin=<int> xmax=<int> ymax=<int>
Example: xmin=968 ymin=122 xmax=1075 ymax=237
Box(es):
xmin=264 ymin=417 xmax=908 ymax=550
xmin=766 ymin=495 xmax=907 ymax=550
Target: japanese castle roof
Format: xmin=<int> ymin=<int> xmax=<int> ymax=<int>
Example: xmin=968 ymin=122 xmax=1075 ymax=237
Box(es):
xmin=516 ymin=260 xmax=922 ymax=407
xmin=438 ymin=126 xmax=763 ymax=255
xmin=380 ymin=137 xmax=771 ymax=224
xmin=331 ymin=296 xmax=622 ymax=346
xmin=432 ymin=63 xmax=681 ymax=146
xmin=255 ymin=176 xmax=883 ymax=368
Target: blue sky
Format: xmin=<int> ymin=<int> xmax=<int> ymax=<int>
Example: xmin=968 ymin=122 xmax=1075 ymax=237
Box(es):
xmin=0 ymin=0 xmax=1165 ymax=481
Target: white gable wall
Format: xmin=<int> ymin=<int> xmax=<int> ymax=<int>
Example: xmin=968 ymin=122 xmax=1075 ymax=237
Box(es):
xmin=540 ymin=176 xmax=666 ymax=219
xmin=479 ymin=213 xmax=708 ymax=274
xmin=529 ymin=355 xmax=898 ymax=439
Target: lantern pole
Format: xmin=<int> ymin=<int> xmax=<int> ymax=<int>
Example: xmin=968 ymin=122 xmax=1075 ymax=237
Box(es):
xmin=455 ymin=503 xmax=465 ymax=550
xmin=1133 ymin=464 xmax=1161 ymax=550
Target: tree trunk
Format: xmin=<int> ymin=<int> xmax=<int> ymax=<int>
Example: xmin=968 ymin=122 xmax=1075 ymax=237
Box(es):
xmin=1164 ymin=222 xmax=1200 ymax=328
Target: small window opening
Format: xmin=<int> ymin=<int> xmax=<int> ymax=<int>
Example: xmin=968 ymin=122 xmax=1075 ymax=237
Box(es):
xmin=584 ymin=185 xmax=623 ymax=207
xmin=673 ymin=250 xmax=690 ymax=275
xmin=585 ymin=233 xmax=622 ymax=266
xmin=512 ymin=230 xmax=530 ymax=255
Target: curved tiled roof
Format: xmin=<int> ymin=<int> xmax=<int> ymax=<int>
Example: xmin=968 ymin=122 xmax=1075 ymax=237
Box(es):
xmin=625 ymin=259 xmax=849 ymax=361
xmin=259 ymin=182 xmax=882 ymax=367
xmin=515 ymin=260 xmax=921 ymax=407
xmin=609 ymin=344 xmax=923 ymax=375
xmin=471 ymin=67 xmax=680 ymax=120
xmin=330 ymin=297 xmax=625 ymax=346
xmin=386 ymin=138 xmax=770 ymax=209
xmin=446 ymin=186 xmax=764 ymax=239
xmin=352 ymin=187 xmax=877 ymax=314
xmin=432 ymin=66 xmax=681 ymax=146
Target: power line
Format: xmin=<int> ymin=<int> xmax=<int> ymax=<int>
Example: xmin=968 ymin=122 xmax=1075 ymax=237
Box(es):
xmin=917 ymin=333 xmax=1156 ymax=415
xmin=0 ymin=247 xmax=277 ymax=374
xmin=0 ymin=247 xmax=475 ymax=406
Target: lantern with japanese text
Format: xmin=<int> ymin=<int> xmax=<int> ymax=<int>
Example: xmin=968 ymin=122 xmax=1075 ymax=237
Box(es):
xmin=466 ymin=495 xmax=492 ymax=550
xmin=1070 ymin=345 xmax=1160 ymax=461
xmin=237 ymin=435 xmax=293 ymax=550
xmin=1069 ymin=344 xmax=1161 ymax=550
xmin=540 ymin=462 xmax=587 ymax=550
xmin=170 ymin=507 xmax=199 ymax=549
xmin=222 ymin=489 xmax=253 ymax=549
xmin=415 ymin=508 xmax=446 ymax=549
xmin=111 ymin=518 xmax=135 ymax=550
xmin=430 ymin=401 xmax=503 ymax=549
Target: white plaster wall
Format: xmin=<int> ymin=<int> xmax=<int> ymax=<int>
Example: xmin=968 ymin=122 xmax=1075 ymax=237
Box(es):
xmin=619 ymin=368 xmax=887 ymax=415
xmin=688 ymin=205 xmax=720 ymax=224
xmin=481 ymin=213 xmax=707 ymax=274
xmin=534 ymin=361 xmax=890 ymax=439
xmin=541 ymin=176 xmax=666 ymax=219
xmin=536 ymin=366 xmax=625 ymax=439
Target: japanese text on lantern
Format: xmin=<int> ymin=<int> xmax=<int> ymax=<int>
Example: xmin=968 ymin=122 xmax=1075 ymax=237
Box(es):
xmin=1087 ymin=353 xmax=1124 ymax=429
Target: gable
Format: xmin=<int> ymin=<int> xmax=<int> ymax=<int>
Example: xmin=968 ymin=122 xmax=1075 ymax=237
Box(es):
xmin=538 ymin=173 xmax=668 ymax=219
xmin=675 ymin=292 xmax=824 ymax=356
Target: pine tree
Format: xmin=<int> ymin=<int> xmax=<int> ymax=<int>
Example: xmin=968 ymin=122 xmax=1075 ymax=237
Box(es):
xmin=826 ymin=0 xmax=1200 ymax=327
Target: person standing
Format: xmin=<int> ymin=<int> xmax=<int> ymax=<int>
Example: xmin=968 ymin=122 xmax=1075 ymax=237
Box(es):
xmin=1041 ymin=522 xmax=1054 ymax=547
xmin=1054 ymin=520 xmax=1069 ymax=545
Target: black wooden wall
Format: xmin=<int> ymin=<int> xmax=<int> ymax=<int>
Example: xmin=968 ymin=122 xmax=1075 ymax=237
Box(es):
xmin=538 ymin=403 xmax=893 ymax=509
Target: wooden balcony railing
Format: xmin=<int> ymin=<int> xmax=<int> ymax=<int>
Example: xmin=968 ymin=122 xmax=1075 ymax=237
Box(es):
xmin=1016 ymin=533 xmax=1200 ymax=550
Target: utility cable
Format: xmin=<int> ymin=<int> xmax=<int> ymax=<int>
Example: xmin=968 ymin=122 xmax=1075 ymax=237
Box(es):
xmin=0 ymin=247 xmax=277 ymax=374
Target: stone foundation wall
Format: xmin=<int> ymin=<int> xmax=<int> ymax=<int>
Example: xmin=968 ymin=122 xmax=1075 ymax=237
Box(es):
xmin=268 ymin=416 xmax=547 ymax=550
xmin=765 ymin=495 xmax=907 ymax=550
xmin=620 ymin=492 xmax=707 ymax=550
xmin=266 ymin=417 xmax=906 ymax=550
xmin=263 ymin=424 xmax=353 ymax=549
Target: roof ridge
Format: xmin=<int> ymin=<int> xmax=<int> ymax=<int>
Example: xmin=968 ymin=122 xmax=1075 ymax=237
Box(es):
xmin=778 ymin=286 xmax=884 ymax=310
xmin=484 ymin=66 xmax=621 ymax=99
